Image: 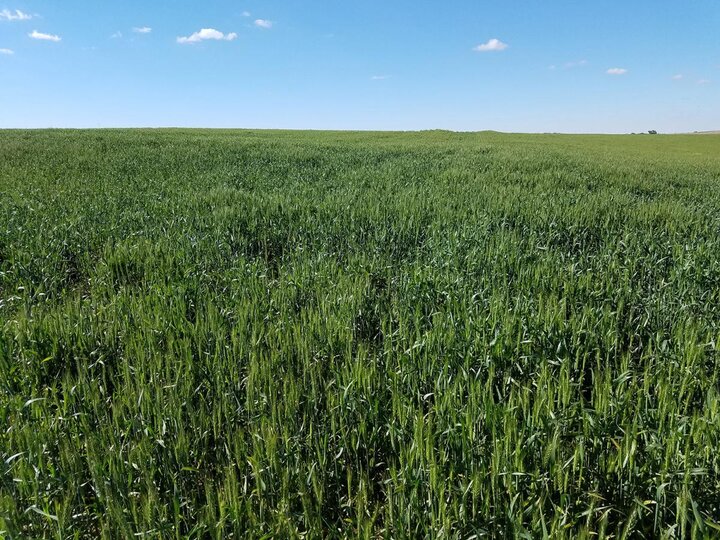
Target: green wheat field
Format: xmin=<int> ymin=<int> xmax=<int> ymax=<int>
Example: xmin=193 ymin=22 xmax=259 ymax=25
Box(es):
xmin=1 ymin=130 xmax=719 ymax=538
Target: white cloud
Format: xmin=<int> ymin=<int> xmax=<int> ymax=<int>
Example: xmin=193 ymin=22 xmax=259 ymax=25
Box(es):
xmin=241 ymin=11 xmax=251 ymax=17
xmin=133 ymin=26 xmax=152 ymax=34
xmin=29 ymin=30 xmax=61 ymax=42
xmin=0 ymin=8 xmax=32 ymax=21
xmin=111 ymin=31 xmax=123 ymax=39
xmin=254 ymin=19 xmax=272 ymax=29
xmin=0 ymin=48 xmax=14 ymax=55
xmin=606 ymin=67 xmax=627 ymax=75
xmin=371 ymin=75 xmax=390 ymax=80
xmin=671 ymin=74 xmax=683 ymax=80
xmin=473 ymin=38 xmax=508 ymax=52
xmin=697 ymin=79 xmax=710 ymax=86
xmin=177 ymin=28 xmax=237 ymax=44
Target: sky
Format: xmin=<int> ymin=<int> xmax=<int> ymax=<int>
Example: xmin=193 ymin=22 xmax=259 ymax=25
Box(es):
xmin=0 ymin=0 xmax=719 ymax=133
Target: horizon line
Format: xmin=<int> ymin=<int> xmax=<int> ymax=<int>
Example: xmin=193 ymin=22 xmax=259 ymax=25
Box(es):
xmin=0 ymin=126 xmax=716 ymax=135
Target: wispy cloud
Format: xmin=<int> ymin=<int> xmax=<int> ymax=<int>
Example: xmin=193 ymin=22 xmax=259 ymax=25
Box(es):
xmin=177 ymin=28 xmax=237 ymax=44
xmin=371 ymin=75 xmax=390 ymax=80
xmin=0 ymin=8 xmax=32 ymax=21
xmin=133 ymin=26 xmax=152 ymax=34
xmin=111 ymin=31 xmax=123 ymax=39
xmin=29 ymin=30 xmax=61 ymax=42
xmin=697 ymin=79 xmax=710 ymax=86
xmin=241 ymin=11 xmax=251 ymax=17
xmin=564 ymin=59 xmax=588 ymax=69
xmin=254 ymin=19 xmax=272 ymax=29
xmin=0 ymin=48 xmax=14 ymax=55
xmin=606 ymin=67 xmax=627 ymax=75
xmin=671 ymin=74 xmax=683 ymax=80
xmin=549 ymin=60 xmax=588 ymax=71
xmin=473 ymin=38 xmax=508 ymax=52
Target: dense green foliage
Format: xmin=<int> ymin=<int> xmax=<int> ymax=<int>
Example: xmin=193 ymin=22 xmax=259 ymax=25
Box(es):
xmin=1 ymin=129 xmax=719 ymax=538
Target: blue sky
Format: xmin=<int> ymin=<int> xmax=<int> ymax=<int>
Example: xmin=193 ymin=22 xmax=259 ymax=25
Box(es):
xmin=1 ymin=0 xmax=718 ymax=132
